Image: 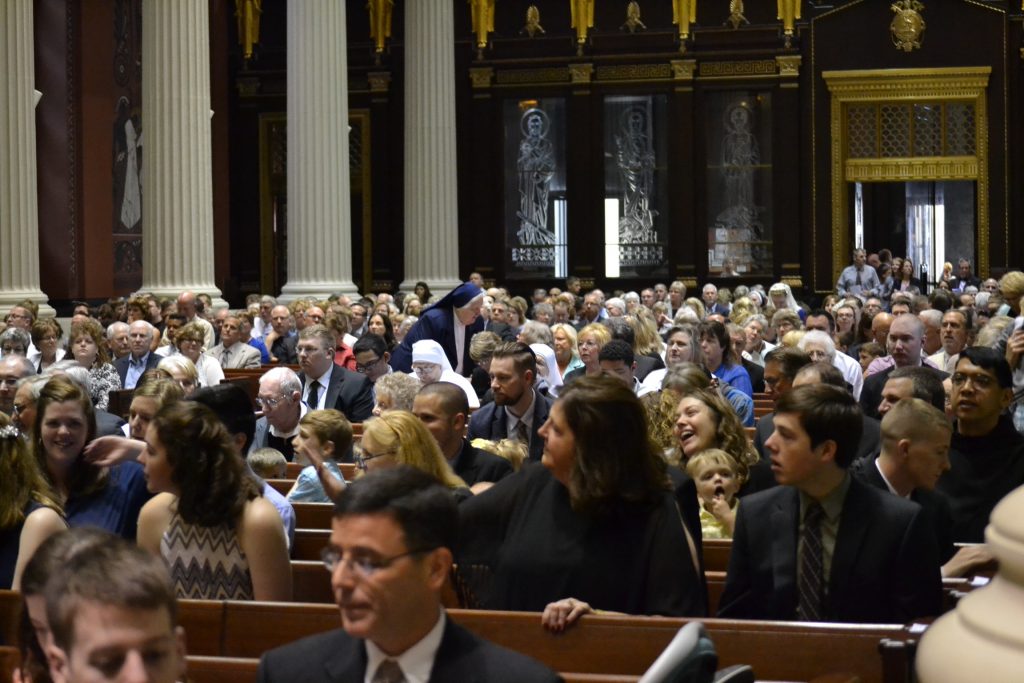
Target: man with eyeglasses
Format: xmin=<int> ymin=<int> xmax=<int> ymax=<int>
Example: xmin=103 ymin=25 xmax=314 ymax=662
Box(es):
xmin=352 ymin=334 xmax=392 ymax=389
xmin=250 ymin=366 xmax=304 ymax=461
xmin=257 ymin=467 xmax=558 ymax=683
xmin=0 ymin=355 xmax=34 ymax=416
xmin=298 ymin=325 xmax=374 ymax=426
xmin=937 ymin=347 xmax=1024 ymax=543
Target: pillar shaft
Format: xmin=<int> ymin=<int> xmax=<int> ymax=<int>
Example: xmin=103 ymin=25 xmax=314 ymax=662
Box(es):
xmin=0 ymin=0 xmax=54 ymax=316
xmin=401 ymin=0 xmax=462 ymax=293
xmin=141 ymin=0 xmax=224 ymax=305
xmin=280 ymin=0 xmax=358 ymax=301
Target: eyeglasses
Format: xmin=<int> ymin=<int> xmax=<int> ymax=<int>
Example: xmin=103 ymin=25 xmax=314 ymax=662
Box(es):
xmin=12 ymin=402 xmax=28 ymax=414
xmin=355 ymin=356 xmax=382 ymax=374
xmin=256 ymin=395 xmax=289 ymax=409
xmin=320 ymin=546 xmax=433 ymax=577
xmin=355 ymin=448 xmax=397 ymax=470
xmin=951 ymin=372 xmax=996 ymax=390
xmin=1 ymin=347 xmax=26 ymax=355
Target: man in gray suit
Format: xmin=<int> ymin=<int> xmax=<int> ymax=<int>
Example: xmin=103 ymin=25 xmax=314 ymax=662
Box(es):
xmin=251 ymin=366 xmax=304 ymax=461
xmin=209 ymin=313 xmax=262 ymax=369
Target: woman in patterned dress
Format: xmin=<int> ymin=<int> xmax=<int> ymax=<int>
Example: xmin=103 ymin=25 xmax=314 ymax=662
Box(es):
xmin=67 ymin=320 xmax=121 ymax=411
xmin=136 ymin=400 xmax=291 ymax=601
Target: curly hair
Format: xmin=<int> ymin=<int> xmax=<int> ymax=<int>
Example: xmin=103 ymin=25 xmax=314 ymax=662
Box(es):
xmin=556 ymin=374 xmax=669 ymax=514
xmin=362 ymin=411 xmax=466 ymax=489
xmin=32 ymin=376 xmax=102 ymax=498
xmin=374 ymin=372 xmax=421 ymax=412
xmin=681 ymin=387 xmax=758 ymax=479
xmin=151 ymin=401 xmax=259 ymax=527
xmin=175 ymin=321 xmax=206 ymax=346
xmin=29 ymin=318 xmax=63 ymax=349
xmin=68 ymin=319 xmax=110 ymax=366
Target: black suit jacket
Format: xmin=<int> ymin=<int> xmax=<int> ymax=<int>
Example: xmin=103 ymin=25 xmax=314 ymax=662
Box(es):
xmin=859 ymin=365 xmax=948 ymax=420
xmin=271 ymin=336 xmax=298 ymax=365
xmin=95 ymin=409 xmax=127 ymax=438
xmin=300 ymin=366 xmax=374 ymax=424
xmin=256 ymin=618 xmax=561 ymax=683
xmin=485 ymin=320 xmax=517 ymax=342
xmin=114 ymin=352 xmax=162 ymax=388
xmin=452 ymin=440 xmax=514 ymax=486
xmin=754 ymin=412 xmax=880 ymax=465
xmin=467 ymin=388 xmax=553 ymax=462
xmin=741 ymin=359 xmax=765 ymax=394
xmin=718 ymin=477 xmax=943 ymax=623
xmin=850 ymin=455 xmax=955 ymax=563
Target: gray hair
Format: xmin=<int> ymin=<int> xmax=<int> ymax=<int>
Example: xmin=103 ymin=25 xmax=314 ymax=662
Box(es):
xmin=16 ymin=375 xmax=50 ymax=401
xmin=531 ymin=302 xmax=554 ymax=320
xmin=623 ymin=291 xmax=640 ymax=305
xmin=798 ymin=330 xmax=836 ymax=361
xmin=374 ymin=372 xmax=421 ymax=412
xmin=260 ymin=366 xmax=302 ymax=395
xmin=744 ymin=314 xmax=769 ymax=329
xmin=518 ymin=320 xmax=554 ymax=346
xmin=918 ymin=309 xmax=942 ymax=329
xmin=106 ymin=321 xmax=130 ymax=340
xmin=0 ymin=327 xmax=31 ymax=352
xmin=44 ymin=360 xmax=93 ymax=394
xmin=1 ymin=354 xmax=35 ymax=379
xmin=128 ymin=319 xmax=156 ymax=341
xmin=260 ymin=295 xmax=277 ymax=306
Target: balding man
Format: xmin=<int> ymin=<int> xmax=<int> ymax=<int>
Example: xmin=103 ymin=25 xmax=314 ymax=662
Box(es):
xmin=115 ymin=320 xmax=161 ymax=389
xmin=918 ymin=309 xmax=943 ymax=357
xmin=413 ymin=382 xmax=512 ymax=487
xmin=0 ymin=355 xmax=35 ymax=415
xmin=251 ymin=366 xmax=305 ymax=461
xmin=876 ymin=365 xmax=947 ymax=417
xmin=106 ymin=321 xmax=132 ymax=361
xmin=176 ymin=290 xmax=215 ymax=349
xmin=860 ymin=314 xmax=948 ymax=420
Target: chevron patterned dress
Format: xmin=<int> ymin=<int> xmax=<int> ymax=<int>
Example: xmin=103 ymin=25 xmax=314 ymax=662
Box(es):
xmin=161 ymin=512 xmax=254 ymax=600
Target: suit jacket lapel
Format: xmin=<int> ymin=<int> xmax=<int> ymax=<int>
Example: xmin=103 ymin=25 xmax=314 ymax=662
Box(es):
xmin=324 ymin=368 xmax=342 ymax=410
xmin=770 ymin=488 xmax=799 ymax=616
xmin=829 ymin=478 xmax=870 ymax=609
xmin=322 ymin=632 xmax=366 ymax=681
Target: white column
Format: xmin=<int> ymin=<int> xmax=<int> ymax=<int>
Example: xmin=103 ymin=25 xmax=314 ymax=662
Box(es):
xmin=140 ymin=0 xmax=225 ymax=307
xmin=0 ymin=0 xmax=54 ymax=317
xmin=400 ymin=0 xmax=462 ymax=293
xmin=279 ymin=0 xmax=359 ymax=302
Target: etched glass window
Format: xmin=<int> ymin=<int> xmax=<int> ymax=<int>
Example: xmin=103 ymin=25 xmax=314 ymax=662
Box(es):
xmin=503 ymin=98 xmax=568 ymax=279
xmin=705 ymin=92 xmax=773 ymax=275
xmin=602 ymin=95 xmax=669 ymax=278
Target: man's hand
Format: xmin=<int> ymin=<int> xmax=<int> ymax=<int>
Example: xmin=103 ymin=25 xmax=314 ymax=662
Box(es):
xmin=541 ymin=597 xmax=593 ymax=633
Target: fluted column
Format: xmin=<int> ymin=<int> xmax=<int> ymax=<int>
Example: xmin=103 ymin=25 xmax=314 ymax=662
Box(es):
xmin=140 ymin=0 xmax=225 ymax=306
xmin=279 ymin=0 xmax=358 ymax=301
xmin=0 ymin=0 xmax=54 ymax=317
xmin=400 ymin=0 xmax=462 ymax=293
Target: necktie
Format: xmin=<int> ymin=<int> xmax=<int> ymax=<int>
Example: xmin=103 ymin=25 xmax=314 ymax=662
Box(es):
xmin=222 ymin=349 xmax=231 ymax=367
xmin=797 ymin=502 xmax=825 ymax=621
xmin=515 ymin=419 xmax=529 ymax=447
xmin=855 ymin=269 xmax=862 ymax=287
xmin=307 ymin=380 xmax=321 ymax=410
xmin=372 ymin=659 xmax=405 ymax=683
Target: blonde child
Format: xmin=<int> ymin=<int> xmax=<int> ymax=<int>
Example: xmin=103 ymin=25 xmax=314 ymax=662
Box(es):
xmin=685 ymin=449 xmax=743 ymax=539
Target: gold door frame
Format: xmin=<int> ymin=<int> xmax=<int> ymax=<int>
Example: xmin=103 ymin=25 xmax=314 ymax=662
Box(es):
xmin=822 ymin=67 xmax=991 ymax=282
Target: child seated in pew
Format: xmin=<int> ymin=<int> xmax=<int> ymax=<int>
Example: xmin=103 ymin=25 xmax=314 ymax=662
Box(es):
xmin=286 ymin=409 xmax=352 ymax=503
xmin=686 ymin=449 xmax=743 ymax=539
xmin=249 ymin=447 xmax=287 ymax=480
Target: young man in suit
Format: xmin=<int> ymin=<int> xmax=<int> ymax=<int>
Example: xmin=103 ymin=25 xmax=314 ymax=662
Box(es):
xmin=468 ymin=342 xmax=552 ymax=463
xmin=719 ymin=384 xmax=943 ymax=623
xmin=257 ymin=467 xmax=559 ymax=682
xmin=297 ymin=325 xmax=374 ymax=424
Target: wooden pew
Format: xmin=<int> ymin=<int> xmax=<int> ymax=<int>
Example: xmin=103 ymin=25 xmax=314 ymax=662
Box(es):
xmin=107 ymin=387 xmax=135 ymax=421
xmin=702 ymin=539 xmax=731 ymax=573
xmin=291 ymin=561 xmax=335 ymax=604
xmin=292 ymin=529 xmax=331 ymax=560
xmin=291 ymin=503 xmax=334 ymax=529
xmin=201 ymin=601 xmax=918 ymax=682
xmin=0 ymin=590 xmax=20 ymax=646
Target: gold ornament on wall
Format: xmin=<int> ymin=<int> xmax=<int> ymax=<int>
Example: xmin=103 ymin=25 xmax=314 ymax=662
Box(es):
xmin=726 ymin=0 xmax=749 ymax=30
xmin=890 ymin=0 xmax=925 ymax=53
xmin=777 ymin=0 xmax=801 ymax=48
xmin=469 ymin=0 xmax=496 ymax=59
xmin=622 ymin=2 xmax=646 ymax=33
xmin=522 ymin=5 xmax=545 ymax=37
xmin=367 ymin=0 xmax=395 ymax=63
xmin=570 ymin=0 xmax=595 ymax=55
xmin=672 ymin=0 xmax=697 ymax=49
xmin=234 ymin=0 xmax=261 ymax=62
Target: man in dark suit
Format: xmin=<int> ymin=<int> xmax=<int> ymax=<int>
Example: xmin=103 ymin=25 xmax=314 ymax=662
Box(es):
xmin=256 ymin=467 xmax=560 ymax=683
xmin=297 ymin=325 xmax=373 ymax=424
xmin=266 ymin=305 xmax=299 ymax=364
xmin=468 ymin=342 xmax=553 ymax=463
xmin=719 ymin=384 xmax=943 ymax=623
xmin=391 ymin=282 xmax=486 ymax=376
xmin=413 ymin=382 xmax=513 ymax=486
xmin=485 ymin=298 xmax=518 ymax=341
xmin=859 ymin=314 xmax=947 ymax=419
xmin=115 ymin=320 xmax=161 ymax=389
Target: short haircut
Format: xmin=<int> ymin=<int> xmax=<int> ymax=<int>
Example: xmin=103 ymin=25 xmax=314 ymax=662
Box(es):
xmin=374 ymin=372 xmax=421 ymax=412
xmin=806 ymin=309 xmax=836 ymax=334
xmin=796 ymin=361 xmax=847 ymax=390
xmin=958 ymin=346 xmax=1013 ymax=389
xmin=771 ymin=309 xmax=802 ymax=329
xmin=518 ymin=320 xmax=554 ymax=346
xmin=32 ymin=318 xmax=63 ymax=347
xmin=157 ymin=355 xmax=198 ymax=383
xmin=764 ymin=346 xmax=812 ymax=380
xmin=191 ymin=383 xmax=257 ymax=453
xmin=46 ymin=534 xmax=177 ymax=653
xmin=603 ymin=317 xmax=635 ymax=347
xmin=353 ymin=333 xmax=388 ymax=357
xmin=798 ymin=330 xmax=836 ymax=361
xmin=335 ymin=464 xmax=456 ymax=548
xmin=919 ymin=309 xmax=942 ymax=329
xmin=775 ymin=384 xmax=863 ymax=468
xmin=248 ymin=448 xmax=287 ymax=479
xmin=417 ymin=381 xmax=469 ymax=417
xmin=260 ymin=366 xmax=302 ymax=396
xmin=175 ymin=321 xmax=206 ymax=345
xmin=298 ymin=324 xmax=336 ymax=353
xmin=1 ymin=354 xmax=35 ymax=379
xmin=881 ymin=398 xmax=951 ymax=445
xmin=468 ymin=331 xmax=501 ymax=363
xmin=298 ymin=409 xmax=353 ymax=462
xmin=0 ymin=327 xmax=31 ymax=352
xmin=577 ymin=323 xmax=612 ymax=348
xmin=888 ymin=366 xmax=947 ymax=411
xmin=685 ymin=448 xmax=745 ymax=485
xmin=598 ymin=339 xmax=634 ymax=366
xmin=490 ymin=341 xmax=537 ymax=375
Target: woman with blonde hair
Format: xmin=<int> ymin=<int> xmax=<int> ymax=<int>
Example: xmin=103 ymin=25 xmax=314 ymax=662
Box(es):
xmin=67 ymin=319 xmax=121 ymax=411
xmin=358 ymin=410 xmax=470 ymax=500
xmin=551 ymin=323 xmax=584 ymax=378
xmin=157 ymin=354 xmax=199 ymax=397
xmin=0 ymin=412 xmax=65 ymax=590
xmin=628 ymin=309 xmax=664 ymax=358
xmin=562 ymin=323 xmax=611 ymax=384
xmin=728 ymin=297 xmax=757 ymax=326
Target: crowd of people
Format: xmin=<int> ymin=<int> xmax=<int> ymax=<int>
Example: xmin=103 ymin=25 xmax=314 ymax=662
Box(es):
xmin=1 ymin=254 xmax=1023 ymax=682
